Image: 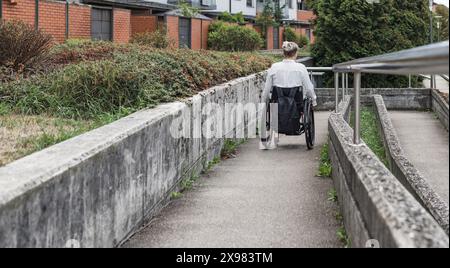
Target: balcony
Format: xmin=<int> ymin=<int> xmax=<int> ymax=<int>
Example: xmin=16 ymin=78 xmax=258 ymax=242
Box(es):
xmin=167 ymin=0 xmax=217 ymax=10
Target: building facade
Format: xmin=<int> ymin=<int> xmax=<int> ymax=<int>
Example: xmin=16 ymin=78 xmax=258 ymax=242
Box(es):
xmin=0 ymin=0 xmax=315 ymax=47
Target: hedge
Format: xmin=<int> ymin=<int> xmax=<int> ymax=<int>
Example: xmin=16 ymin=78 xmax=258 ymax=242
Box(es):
xmin=208 ymin=21 xmax=264 ymax=52
xmin=0 ymin=42 xmax=273 ymax=120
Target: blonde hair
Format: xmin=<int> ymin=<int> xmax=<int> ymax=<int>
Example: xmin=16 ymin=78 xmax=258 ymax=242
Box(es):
xmin=282 ymin=41 xmax=298 ymax=57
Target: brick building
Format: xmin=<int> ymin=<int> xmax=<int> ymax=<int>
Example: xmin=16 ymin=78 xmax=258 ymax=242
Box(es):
xmin=0 ymin=0 xmax=315 ymax=48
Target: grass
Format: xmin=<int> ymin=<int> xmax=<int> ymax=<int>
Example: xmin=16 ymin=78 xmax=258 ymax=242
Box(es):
xmin=351 ymin=106 xmax=388 ymax=166
xmin=327 ymin=188 xmax=338 ymax=203
xmin=317 ymin=142 xmax=332 ymax=177
xmin=0 ymin=113 xmax=96 ymax=166
xmin=327 ymin=187 xmax=351 ymax=248
xmin=221 ymin=139 xmax=246 ymax=159
xmin=337 ymin=226 xmax=351 ymax=248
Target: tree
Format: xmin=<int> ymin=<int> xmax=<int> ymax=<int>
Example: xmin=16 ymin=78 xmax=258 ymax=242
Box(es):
xmin=218 ymin=11 xmax=246 ymax=24
xmin=435 ymin=4 xmax=449 ymax=41
xmin=255 ymin=0 xmax=287 ymax=48
xmin=310 ymin=0 xmax=429 ymax=88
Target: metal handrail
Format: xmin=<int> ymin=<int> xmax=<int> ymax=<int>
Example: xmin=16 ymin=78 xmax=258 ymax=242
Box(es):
xmin=332 ymin=41 xmax=449 ymax=144
xmin=333 ymin=41 xmax=449 ymax=75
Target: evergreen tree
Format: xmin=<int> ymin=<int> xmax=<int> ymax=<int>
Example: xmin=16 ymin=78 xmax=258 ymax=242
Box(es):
xmin=309 ymin=0 xmax=429 ymax=87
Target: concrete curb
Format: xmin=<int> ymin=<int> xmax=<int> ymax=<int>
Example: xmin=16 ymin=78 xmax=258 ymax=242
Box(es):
xmin=328 ymin=97 xmax=449 ymax=248
xmin=431 ymin=89 xmax=449 ymax=131
xmin=373 ymin=95 xmax=449 ymax=234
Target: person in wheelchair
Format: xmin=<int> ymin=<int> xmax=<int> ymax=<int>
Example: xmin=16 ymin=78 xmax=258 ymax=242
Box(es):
xmin=260 ymin=41 xmax=317 ymax=150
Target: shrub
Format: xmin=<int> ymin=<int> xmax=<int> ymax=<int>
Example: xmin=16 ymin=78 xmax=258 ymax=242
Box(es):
xmin=131 ymin=27 xmax=171 ymax=48
xmin=208 ymin=21 xmax=264 ymax=51
xmin=0 ymin=20 xmax=53 ymax=72
xmin=49 ymin=40 xmax=129 ymax=67
xmin=284 ymin=27 xmax=309 ymax=48
xmin=218 ymin=11 xmax=246 ymax=24
xmin=0 ymin=45 xmax=273 ymax=119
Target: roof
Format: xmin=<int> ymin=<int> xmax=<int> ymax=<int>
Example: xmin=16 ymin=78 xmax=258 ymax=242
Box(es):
xmin=201 ymin=10 xmax=256 ymax=20
xmin=163 ymin=9 xmax=213 ymax=20
xmin=81 ymin=0 xmax=176 ymax=10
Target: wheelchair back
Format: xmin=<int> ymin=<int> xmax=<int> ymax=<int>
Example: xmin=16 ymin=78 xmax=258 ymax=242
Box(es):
xmin=270 ymin=86 xmax=303 ymax=135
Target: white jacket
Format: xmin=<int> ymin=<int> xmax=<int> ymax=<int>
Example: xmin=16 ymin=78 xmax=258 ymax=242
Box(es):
xmin=262 ymin=59 xmax=317 ymax=106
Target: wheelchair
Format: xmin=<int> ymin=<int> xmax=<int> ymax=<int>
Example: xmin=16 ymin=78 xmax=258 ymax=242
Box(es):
xmin=261 ymin=86 xmax=315 ymax=150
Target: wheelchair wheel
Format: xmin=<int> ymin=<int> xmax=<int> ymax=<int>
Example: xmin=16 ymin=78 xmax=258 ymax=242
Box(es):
xmin=260 ymin=101 xmax=272 ymax=144
xmin=304 ymin=99 xmax=315 ymax=150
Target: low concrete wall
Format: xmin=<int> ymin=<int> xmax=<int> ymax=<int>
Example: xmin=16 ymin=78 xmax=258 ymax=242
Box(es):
xmin=328 ymin=97 xmax=449 ymax=248
xmin=431 ymin=89 xmax=449 ymax=131
xmin=0 ymin=73 xmax=266 ymax=248
xmin=317 ymin=88 xmax=431 ymax=111
xmin=373 ymin=95 xmax=449 ymax=234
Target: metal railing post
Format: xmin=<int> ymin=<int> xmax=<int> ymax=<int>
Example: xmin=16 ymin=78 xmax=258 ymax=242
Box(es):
xmin=408 ymin=74 xmax=412 ymax=88
xmin=353 ymin=72 xmax=361 ymax=144
xmin=341 ymin=72 xmax=345 ymax=97
xmin=335 ymin=72 xmax=339 ymax=112
xmin=431 ymin=74 xmax=435 ymax=89
xmin=345 ymin=73 xmax=349 ymax=95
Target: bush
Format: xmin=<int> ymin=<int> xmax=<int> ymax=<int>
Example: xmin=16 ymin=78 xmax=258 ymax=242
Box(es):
xmin=218 ymin=11 xmax=246 ymax=24
xmin=49 ymin=40 xmax=129 ymax=67
xmin=131 ymin=27 xmax=171 ymax=48
xmin=0 ymin=45 xmax=273 ymax=119
xmin=283 ymin=27 xmax=309 ymax=48
xmin=0 ymin=20 xmax=53 ymax=72
xmin=208 ymin=21 xmax=264 ymax=51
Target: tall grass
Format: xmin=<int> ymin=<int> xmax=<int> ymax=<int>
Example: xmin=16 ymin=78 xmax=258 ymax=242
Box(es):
xmin=0 ymin=44 xmax=273 ymax=120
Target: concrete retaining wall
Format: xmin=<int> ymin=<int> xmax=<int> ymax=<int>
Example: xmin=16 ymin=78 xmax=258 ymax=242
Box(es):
xmin=431 ymin=89 xmax=449 ymax=131
xmin=373 ymin=95 xmax=449 ymax=234
xmin=328 ymin=97 xmax=449 ymax=248
xmin=317 ymin=88 xmax=431 ymax=111
xmin=0 ymin=73 xmax=266 ymax=248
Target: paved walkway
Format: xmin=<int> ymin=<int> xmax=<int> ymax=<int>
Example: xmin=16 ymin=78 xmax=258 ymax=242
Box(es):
xmin=423 ymin=75 xmax=449 ymax=94
xmin=389 ymin=111 xmax=449 ymax=205
xmin=122 ymin=112 xmax=342 ymax=248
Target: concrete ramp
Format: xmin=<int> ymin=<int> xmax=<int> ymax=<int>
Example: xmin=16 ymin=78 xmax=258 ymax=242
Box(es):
xmin=122 ymin=112 xmax=342 ymax=248
xmin=389 ymin=111 xmax=449 ymax=205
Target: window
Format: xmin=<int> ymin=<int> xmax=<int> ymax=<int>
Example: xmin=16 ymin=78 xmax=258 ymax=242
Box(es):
xmin=305 ymin=28 xmax=311 ymax=40
xmin=202 ymin=0 xmax=211 ymax=6
xmin=288 ymin=0 xmax=293 ymax=9
xmin=298 ymin=0 xmax=308 ymax=10
xmin=247 ymin=0 xmax=253 ymax=7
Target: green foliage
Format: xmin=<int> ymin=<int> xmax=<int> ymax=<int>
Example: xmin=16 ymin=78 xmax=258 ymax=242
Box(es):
xmin=317 ymin=142 xmax=332 ymax=177
xmin=178 ymin=0 xmax=199 ymax=18
xmin=218 ymin=11 xmax=246 ymax=24
xmin=171 ymin=191 xmax=182 ymax=199
xmin=327 ymin=188 xmax=338 ymax=202
xmin=255 ymin=0 xmax=283 ymax=37
xmin=0 ymin=43 xmax=273 ymax=120
xmin=284 ymin=26 xmax=309 ymax=48
xmin=0 ymin=20 xmax=53 ymax=80
xmin=337 ymin=226 xmax=351 ymax=247
xmin=205 ymin=157 xmax=220 ymax=172
xmin=351 ymin=106 xmax=388 ymax=166
xmin=208 ymin=21 xmax=264 ymax=51
xmin=131 ymin=27 xmax=172 ymax=48
xmin=435 ymin=4 xmax=449 ymax=41
xmin=221 ymin=139 xmax=246 ymax=158
xmin=311 ymin=0 xmax=430 ymax=88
